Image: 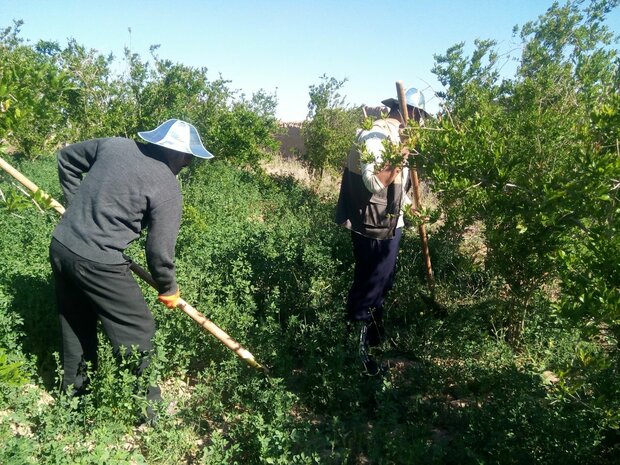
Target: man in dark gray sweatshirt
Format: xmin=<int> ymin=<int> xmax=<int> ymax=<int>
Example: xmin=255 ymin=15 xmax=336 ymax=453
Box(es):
xmin=49 ymin=119 xmax=213 ymax=420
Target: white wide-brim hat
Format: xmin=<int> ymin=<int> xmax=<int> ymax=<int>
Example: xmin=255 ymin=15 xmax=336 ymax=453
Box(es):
xmin=138 ymin=119 xmax=214 ymax=159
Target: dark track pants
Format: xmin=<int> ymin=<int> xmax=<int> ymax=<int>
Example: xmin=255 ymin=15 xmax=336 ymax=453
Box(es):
xmin=346 ymin=228 xmax=402 ymax=322
xmin=49 ymin=238 xmax=160 ymax=402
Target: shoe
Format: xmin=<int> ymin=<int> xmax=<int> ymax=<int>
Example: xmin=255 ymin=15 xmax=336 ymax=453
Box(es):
xmin=359 ymin=323 xmax=383 ymax=376
xmin=361 ymin=353 xmax=382 ymax=376
xmin=365 ymin=319 xmax=385 ymax=348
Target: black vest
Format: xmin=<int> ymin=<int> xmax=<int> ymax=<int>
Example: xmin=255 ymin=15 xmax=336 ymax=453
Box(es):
xmin=335 ymin=143 xmax=405 ymax=240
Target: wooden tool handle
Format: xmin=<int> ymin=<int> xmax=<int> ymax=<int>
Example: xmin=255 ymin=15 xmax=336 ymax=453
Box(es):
xmin=395 ymin=82 xmax=435 ymax=289
xmin=0 ymin=156 xmax=66 ymax=215
xmin=128 ymin=261 xmax=267 ymax=372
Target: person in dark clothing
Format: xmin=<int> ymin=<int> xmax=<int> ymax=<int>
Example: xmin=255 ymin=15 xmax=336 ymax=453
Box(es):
xmin=335 ymin=88 xmax=428 ymax=375
xmin=49 ymin=119 xmax=213 ymax=419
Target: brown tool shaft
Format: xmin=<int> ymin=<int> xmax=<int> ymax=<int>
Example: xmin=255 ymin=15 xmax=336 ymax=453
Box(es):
xmin=0 ymin=155 xmax=267 ymax=373
xmin=396 ymin=81 xmax=435 ymax=289
xmin=127 ymin=261 xmax=265 ymax=370
xmin=0 ymin=156 xmax=66 ymax=215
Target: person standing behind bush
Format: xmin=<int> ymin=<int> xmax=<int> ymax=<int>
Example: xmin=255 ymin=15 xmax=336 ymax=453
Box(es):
xmin=49 ymin=119 xmax=214 ymax=422
xmin=335 ymin=88 xmax=428 ymax=376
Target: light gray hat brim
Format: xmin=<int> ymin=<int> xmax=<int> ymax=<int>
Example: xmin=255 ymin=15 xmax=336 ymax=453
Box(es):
xmin=138 ymin=119 xmax=214 ymax=159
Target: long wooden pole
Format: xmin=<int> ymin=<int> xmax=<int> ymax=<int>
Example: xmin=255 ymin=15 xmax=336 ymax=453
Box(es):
xmin=396 ymin=81 xmax=435 ymax=290
xmin=126 ymin=263 xmax=265 ymax=371
xmin=0 ymin=155 xmax=267 ymax=373
xmin=0 ymin=156 xmax=66 ymax=215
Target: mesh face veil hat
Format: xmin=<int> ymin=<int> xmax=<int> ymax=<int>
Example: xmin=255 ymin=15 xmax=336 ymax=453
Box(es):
xmin=138 ymin=119 xmax=214 ymax=159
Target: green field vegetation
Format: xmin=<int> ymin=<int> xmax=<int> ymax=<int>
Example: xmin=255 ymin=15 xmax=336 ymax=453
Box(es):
xmin=1 ymin=1 xmax=619 ymax=464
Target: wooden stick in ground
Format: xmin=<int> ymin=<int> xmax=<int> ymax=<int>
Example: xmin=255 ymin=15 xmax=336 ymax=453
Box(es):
xmin=0 ymin=155 xmax=268 ymax=374
xmin=395 ymin=81 xmax=435 ymax=290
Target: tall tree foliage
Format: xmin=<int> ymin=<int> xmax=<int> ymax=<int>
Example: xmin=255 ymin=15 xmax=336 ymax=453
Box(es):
xmin=0 ymin=21 xmax=74 ymax=156
xmin=417 ymin=0 xmax=619 ymax=348
xmin=0 ymin=24 xmax=280 ymax=165
xmin=411 ymin=1 xmax=620 ymax=431
xmin=205 ymin=90 xmax=281 ymax=169
xmin=302 ymin=75 xmax=360 ymax=181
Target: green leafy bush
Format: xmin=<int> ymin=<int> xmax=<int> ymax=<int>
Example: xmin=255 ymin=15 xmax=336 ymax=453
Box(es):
xmin=0 ymin=22 xmax=281 ymax=167
xmin=302 ymin=75 xmax=361 ymax=181
xmin=418 ymin=0 xmax=619 ymax=344
xmin=0 ymin=347 xmax=28 ymax=386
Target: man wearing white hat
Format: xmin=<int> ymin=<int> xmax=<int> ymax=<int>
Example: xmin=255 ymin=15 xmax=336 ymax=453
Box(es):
xmin=336 ymin=88 xmax=428 ymax=376
xmin=49 ymin=119 xmax=213 ymax=421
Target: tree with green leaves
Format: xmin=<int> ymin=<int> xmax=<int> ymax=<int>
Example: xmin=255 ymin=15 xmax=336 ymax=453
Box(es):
xmin=409 ymin=3 xmax=620 ymax=435
xmin=302 ymin=75 xmax=361 ymax=181
xmin=0 ymin=23 xmax=281 ymax=169
xmin=417 ymin=0 xmax=619 ymax=344
xmin=0 ymin=21 xmax=75 ymax=157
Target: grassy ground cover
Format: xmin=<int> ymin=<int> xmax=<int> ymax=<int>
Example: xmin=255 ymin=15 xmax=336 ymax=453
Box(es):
xmin=1 ymin=155 xmax=617 ymax=464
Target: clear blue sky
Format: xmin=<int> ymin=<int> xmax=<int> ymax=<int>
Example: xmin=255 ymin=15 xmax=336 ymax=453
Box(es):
xmin=2 ymin=0 xmax=619 ymax=121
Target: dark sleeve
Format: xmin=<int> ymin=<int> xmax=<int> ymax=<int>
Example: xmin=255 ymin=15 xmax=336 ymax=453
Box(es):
xmin=57 ymin=139 xmax=100 ymax=205
xmin=145 ymin=195 xmax=183 ymax=295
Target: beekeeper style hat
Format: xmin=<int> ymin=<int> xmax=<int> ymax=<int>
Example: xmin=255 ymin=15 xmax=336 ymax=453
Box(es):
xmin=381 ymin=87 xmax=430 ymax=118
xmin=138 ymin=119 xmax=214 ymax=159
